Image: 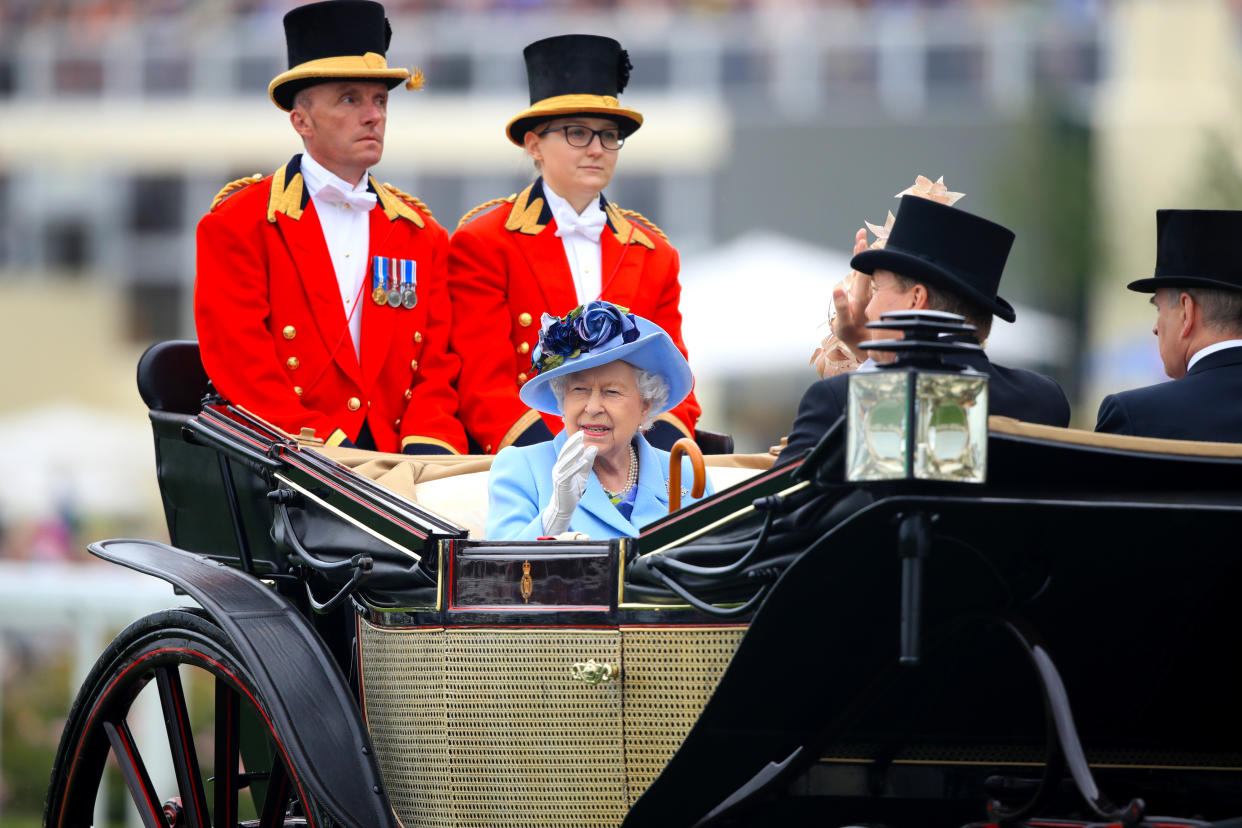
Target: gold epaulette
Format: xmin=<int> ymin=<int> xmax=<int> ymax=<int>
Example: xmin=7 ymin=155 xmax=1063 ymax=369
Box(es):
xmin=382 ymin=182 xmax=433 ymax=218
xmin=456 ymin=194 xmax=517 ymax=231
xmin=617 ymin=207 xmax=669 ymax=242
xmin=210 ymin=173 xmax=263 ymax=212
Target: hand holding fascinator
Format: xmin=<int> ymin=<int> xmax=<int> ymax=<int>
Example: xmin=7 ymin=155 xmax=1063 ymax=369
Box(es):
xmin=811 ymin=175 xmax=965 ymax=378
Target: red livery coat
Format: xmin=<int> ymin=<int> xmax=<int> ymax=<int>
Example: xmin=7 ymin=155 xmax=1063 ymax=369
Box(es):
xmin=447 ymin=178 xmax=701 ymax=453
xmin=195 ymin=155 xmax=467 ymax=454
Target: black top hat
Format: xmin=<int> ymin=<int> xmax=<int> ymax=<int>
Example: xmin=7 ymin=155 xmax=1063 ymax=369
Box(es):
xmin=268 ymin=0 xmax=412 ymax=112
xmin=505 ymin=34 xmax=643 ymax=146
xmin=850 ymin=195 xmax=1017 ymax=323
xmin=1127 ymin=209 xmax=1242 ymax=293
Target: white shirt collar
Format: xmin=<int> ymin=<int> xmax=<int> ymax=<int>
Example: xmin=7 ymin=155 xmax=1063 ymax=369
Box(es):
xmin=1188 ymin=339 xmax=1242 ymax=371
xmin=299 ymin=152 xmax=370 ymax=199
xmin=542 ymin=181 xmax=603 ymax=228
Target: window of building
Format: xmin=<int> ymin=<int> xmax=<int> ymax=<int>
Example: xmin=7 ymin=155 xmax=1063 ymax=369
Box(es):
xmin=426 ymin=53 xmax=472 ymax=93
xmin=143 ymin=56 xmax=191 ymax=96
xmin=129 ymin=175 xmax=185 ymax=234
xmin=1034 ymin=41 xmax=1100 ymax=88
xmin=54 ymin=56 xmax=104 ymax=94
xmin=0 ymin=173 xmax=9 ymax=265
xmin=605 ymin=174 xmax=659 ymax=225
xmin=925 ymin=44 xmax=984 ymax=99
xmin=824 ymin=47 xmax=877 ymax=96
xmin=237 ymin=56 xmax=281 ymax=94
xmin=44 ymin=219 xmax=91 ymax=271
xmin=411 ymin=174 xmax=464 ymax=229
xmin=126 ymin=281 xmax=184 ymax=343
xmin=628 ymin=50 xmax=671 ymax=90
xmin=721 ymin=47 xmax=763 ymax=88
xmin=0 ymin=55 xmax=14 ymax=98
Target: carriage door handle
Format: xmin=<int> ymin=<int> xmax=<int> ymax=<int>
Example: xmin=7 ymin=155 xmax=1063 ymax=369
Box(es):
xmin=570 ymin=659 xmax=616 ymax=686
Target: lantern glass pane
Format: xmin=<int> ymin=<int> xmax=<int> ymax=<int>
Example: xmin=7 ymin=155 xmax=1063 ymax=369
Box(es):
xmin=847 ymin=371 xmax=910 ymax=481
xmin=914 ymin=371 xmax=988 ymax=483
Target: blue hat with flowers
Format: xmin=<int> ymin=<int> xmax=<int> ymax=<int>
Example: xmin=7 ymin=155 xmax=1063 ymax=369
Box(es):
xmin=520 ymin=301 xmax=694 ymax=416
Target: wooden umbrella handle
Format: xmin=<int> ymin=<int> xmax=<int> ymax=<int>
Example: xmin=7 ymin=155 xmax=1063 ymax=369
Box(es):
xmin=668 ymin=437 xmax=706 ymax=513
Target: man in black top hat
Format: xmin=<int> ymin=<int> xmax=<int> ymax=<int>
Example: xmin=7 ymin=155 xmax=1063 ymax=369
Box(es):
xmin=779 ymin=195 xmax=1070 ymax=464
xmin=194 ymin=0 xmax=468 ymax=455
xmin=1095 ymin=210 xmax=1242 ymax=442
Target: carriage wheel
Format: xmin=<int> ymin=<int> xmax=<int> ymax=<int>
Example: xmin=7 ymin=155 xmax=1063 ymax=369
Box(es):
xmin=45 ymin=608 xmax=321 ymax=828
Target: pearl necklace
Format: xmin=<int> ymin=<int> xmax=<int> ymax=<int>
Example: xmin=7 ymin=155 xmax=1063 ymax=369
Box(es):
xmin=602 ymin=445 xmax=639 ymax=498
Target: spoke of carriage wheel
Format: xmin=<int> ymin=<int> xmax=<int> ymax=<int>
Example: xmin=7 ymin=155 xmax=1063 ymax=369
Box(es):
xmin=258 ymin=756 xmax=291 ymax=828
xmin=156 ymin=665 xmax=211 ymax=828
xmin=214 ymin=676 xmax=241 ymax=828
xmin=103 ymin=718 xmax=166 ymax=828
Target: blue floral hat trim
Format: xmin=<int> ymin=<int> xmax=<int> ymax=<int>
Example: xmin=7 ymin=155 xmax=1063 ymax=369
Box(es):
xmin=530 ymin=301 xmax=639 ymax=374
xmin=521 ymin=300 xmax=694 ymax=417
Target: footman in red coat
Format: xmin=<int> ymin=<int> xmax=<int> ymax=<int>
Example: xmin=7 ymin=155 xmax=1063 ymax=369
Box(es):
xmin=194 ymin=0 xmax=466 ymax=455
xmin=448 ymin=34 xmax=701 ymax=454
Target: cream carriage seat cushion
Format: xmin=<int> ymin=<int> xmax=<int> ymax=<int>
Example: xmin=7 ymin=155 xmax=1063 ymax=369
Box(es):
xmin=988 ymin=416 xmax=1242 ymax=456
xmin=314 ymin=444 xmax=775 ymax=538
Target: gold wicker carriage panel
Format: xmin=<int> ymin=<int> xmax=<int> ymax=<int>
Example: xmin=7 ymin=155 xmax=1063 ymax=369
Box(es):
xmin=358 ymin=620 xmax=747 ymax=827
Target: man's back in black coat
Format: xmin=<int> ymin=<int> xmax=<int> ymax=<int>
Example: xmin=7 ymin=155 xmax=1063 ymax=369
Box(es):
xmin=1094 ymin=346 xmax=1242 ymax=442
xmin=779 ymin=351 xmax=1071 ymax=463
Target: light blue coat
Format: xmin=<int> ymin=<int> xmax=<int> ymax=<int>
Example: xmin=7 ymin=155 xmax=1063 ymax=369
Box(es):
xmin=486 ymin=430 xmax=714 ymax=541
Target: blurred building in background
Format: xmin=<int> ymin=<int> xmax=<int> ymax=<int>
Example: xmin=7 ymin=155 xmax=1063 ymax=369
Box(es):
xmin=0 ymin=0 xmax=1116 ymax=462
xmin=7 ymin=0 xmax=1242 ymax=820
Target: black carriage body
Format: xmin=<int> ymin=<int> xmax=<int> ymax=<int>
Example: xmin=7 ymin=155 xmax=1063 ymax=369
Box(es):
xmin=56 ymin=340 xmax=1242 ymax=827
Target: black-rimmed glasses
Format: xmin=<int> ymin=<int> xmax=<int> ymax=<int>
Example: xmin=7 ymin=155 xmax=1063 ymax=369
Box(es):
xmin=540 ymin=125 xmax=625 ymax=150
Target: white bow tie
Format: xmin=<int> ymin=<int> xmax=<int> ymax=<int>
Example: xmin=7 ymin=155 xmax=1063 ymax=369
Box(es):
xmin=554 ymin=209 xmax=607 ymax=242
xmin=317 ymin=184 xmax=377 ymax=212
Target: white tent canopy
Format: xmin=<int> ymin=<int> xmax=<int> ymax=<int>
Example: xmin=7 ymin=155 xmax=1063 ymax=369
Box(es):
xmin=679 ymin=231 xmax=1071 ymax=379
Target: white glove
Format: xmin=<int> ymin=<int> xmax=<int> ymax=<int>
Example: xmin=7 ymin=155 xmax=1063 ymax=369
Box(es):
xmin=542 ymin=429 xmax=597 ymax=536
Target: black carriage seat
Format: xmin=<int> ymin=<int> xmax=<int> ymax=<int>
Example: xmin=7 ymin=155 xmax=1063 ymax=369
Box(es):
xmin=137 ymin=339 xmax=212 ymax=415
xmin=137 ymin=340 xmax=280 ymax=569
xmin=693 ymin=427 xmax=734 ymax=455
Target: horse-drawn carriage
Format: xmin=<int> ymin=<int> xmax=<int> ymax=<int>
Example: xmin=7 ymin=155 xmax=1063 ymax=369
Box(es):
xmin=44 ymin=331 xmax=1242 ymax=827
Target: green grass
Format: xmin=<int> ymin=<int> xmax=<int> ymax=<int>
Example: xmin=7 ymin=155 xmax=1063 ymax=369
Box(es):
xmin=0 ymin=816 xmax=45 ymax=828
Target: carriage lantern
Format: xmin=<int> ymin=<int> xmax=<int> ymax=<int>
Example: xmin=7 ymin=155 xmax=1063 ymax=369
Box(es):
xmin=845 ymin=310 xmax=989 ymax=484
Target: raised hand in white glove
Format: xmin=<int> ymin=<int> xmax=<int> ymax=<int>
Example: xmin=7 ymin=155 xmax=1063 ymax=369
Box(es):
xmin=542 ymin=429 xmax=597 ymax=536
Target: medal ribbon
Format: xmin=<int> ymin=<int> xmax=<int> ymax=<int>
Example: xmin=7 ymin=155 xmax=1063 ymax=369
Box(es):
xmin=372 ymin=256 xmax=387 ymax=302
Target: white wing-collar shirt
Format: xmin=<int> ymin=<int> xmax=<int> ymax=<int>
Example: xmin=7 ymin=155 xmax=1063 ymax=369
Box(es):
xmin=543 ymin=183 xmax=605 ymax=305
xmin=300 ymin=152 xmax=376 ymax=359
xmin=1188 ymin=339 xmax=1242 ymax=372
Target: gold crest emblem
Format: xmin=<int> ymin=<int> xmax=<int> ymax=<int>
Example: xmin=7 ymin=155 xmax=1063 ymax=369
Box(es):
xmin=520 ymin=560 xmax=533 ymax=603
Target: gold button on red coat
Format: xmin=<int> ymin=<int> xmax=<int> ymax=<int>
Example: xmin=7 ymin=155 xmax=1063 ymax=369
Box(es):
xmin=410 ymin=360 xmax=419 ymax=372
xmin=414 ymin=331 xmax=423 ymax=343
xmin=282 ymin=325 xmax=296 ymax=340
xmin=286 ymin=357 xmax=299 ymax=370
xmin=518 ymin=312 xmax=532 ymax=327
xmin=293 ymin=386 xmax=303 ymax=396
xmin=517 ymin=372 xmax=528 ymax=383
xmin=517 ymin=342 xmax=530 ymax=355
xmin=403 ymin=389 xmax=412 ymax=401
xmin=347 ymin=397 xmax=361 ymax=411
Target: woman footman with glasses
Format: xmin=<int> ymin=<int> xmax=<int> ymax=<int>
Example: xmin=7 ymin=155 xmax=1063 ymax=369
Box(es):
xmin=447 ymin=35 xmax=701 ymax=454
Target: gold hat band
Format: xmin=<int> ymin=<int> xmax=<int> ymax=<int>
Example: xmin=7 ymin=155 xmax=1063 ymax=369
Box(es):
xmin=506 ymin=93 xmax=644 ymax=146
xmin=269 ymin=52 xmax=412 ymax=110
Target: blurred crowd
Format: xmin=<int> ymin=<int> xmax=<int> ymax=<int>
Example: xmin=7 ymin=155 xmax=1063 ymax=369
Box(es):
xmin=1 ymin=0 xmax=1110 ymax=34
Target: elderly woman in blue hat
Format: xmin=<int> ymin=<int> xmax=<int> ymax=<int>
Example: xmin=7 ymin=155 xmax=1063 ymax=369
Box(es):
xmin=486 ymin=301 xmax=713 ymax=540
